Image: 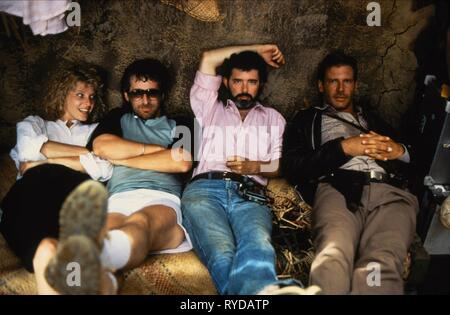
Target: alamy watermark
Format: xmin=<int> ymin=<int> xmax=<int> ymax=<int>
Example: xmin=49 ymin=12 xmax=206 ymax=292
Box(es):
xmin=366 ymin=262 xmax=381 ymax=287
xmin=65 ymin=2 xmax=381 ymax=32
xmin=66 ymin=2 xmax=81 ymax=28
xmin=170 ymin=122 xmax=283 ymax=173
xmin=66 ymin=262 xmax=81 ymax=287
xmin=367 ymin=2 xmax=381 ymax=27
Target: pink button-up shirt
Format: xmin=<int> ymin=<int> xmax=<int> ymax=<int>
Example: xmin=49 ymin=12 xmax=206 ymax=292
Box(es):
xmin=190 ymin=71 xmax=286 ymax=185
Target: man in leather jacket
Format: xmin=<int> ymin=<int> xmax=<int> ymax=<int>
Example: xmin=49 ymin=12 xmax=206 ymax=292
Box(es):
xmin=282 ymin=52 xmax=419 ymax=294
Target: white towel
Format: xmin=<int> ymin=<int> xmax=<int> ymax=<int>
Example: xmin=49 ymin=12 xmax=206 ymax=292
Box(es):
xmin=0 ymin=0 xmax=71 ymax=36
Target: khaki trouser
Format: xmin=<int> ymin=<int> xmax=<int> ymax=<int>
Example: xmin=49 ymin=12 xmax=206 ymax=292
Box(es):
xmin=309 ymin=182 xmax=418 ymax=294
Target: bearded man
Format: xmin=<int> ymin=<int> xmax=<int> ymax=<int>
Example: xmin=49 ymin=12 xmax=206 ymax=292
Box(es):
xmin=181 ymin=44 xmax=318 ymax=295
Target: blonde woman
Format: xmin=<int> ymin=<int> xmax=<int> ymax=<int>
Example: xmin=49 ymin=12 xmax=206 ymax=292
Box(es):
xmin=0 ymin=63 xmax=111 ymax=278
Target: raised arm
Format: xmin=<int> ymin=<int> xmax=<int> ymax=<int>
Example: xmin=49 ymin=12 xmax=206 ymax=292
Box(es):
xmin=199 ymin=44 xmax=285 ymax=75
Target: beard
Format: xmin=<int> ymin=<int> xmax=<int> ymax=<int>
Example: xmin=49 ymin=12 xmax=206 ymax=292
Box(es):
xmin=131 ymin=103 xmax=161 ymax=120
xmin=226 ymin=90 xmax=258 ymax=109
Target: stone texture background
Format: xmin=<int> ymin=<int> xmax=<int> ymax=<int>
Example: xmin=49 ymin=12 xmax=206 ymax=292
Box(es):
xmin=0 ymin=0 xmax=435 ymax=152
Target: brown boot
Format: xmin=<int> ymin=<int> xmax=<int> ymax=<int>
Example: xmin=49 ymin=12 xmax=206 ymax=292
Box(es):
xmin=45 ymin=180 xmax=108 ymax=295
xmin=440 ymin=195 xmax=450 ymax=230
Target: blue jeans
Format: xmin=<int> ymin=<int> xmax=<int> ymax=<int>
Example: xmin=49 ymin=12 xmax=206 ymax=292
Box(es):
xmin=181 ymin=179 xmax=299 ymax=295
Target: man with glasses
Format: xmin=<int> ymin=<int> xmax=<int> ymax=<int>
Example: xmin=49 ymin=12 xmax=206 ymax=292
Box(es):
xmin=85 ymin=59 xmax=194 ymax=275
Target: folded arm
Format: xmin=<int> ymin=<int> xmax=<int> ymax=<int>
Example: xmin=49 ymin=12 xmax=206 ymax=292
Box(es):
xmin=40 ymin=141 xmax=88 ymax=158
xmin=14 ymin=115 xmax=87 ymax=160
xmin=282 ymin=113 xmax=351 ymax=186
xmin=93 ymin=134 xmax=165 ymax=160
xmin=20 ymin=153 xmax=113 ymax=181
xmin=20 ymin=157 xmax=85 ymax=175
xmin=13 ymin=115 xmax=103 ymax=177
xmin=110 ymin=148 xmax=192 ymax=173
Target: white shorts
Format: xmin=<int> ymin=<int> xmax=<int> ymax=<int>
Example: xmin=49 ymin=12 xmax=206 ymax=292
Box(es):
xmin=107 ymin=189 xmax=192 ymax=254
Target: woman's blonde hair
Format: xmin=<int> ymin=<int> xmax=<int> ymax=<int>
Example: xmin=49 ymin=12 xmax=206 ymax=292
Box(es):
xmin=43 ymin=62 xmax=107 ymax=122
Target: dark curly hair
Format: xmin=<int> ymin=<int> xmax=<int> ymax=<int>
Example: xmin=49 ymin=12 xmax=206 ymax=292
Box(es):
xmin=43 ymin=62 xmax=106 ymax=123
xmin=220 ymin=51 xmax=268 ymax=83
xmin=121 ymin=58 xmax=171 ymax=94
xmin=218 ymin=51 xmax=268 ymax=104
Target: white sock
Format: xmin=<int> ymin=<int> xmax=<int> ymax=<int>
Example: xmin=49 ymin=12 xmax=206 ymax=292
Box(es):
xmin=100 ymin=230 xmax=132 ymax=271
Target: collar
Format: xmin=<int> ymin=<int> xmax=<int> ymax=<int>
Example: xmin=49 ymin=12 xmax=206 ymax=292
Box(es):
xmin=314 ymin=103 xmax=328 ymax=111
xmin=225 ymin=99 xmax=266 ymax=112
xmin=57 ymin=119 xmax=80 ymax=127
xmin=132 ymin=114 xmax=168 ymax=126
xmin=315 ymin=103 xmax=363 ymax=115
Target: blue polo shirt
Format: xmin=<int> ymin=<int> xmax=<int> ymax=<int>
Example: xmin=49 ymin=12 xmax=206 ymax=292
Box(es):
xmin=87 ymin=108 xmax=183 ymax=198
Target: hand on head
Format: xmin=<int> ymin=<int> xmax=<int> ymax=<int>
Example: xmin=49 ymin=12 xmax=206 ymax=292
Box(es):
xmin=257 ymin=44 xmax=285 ymax=68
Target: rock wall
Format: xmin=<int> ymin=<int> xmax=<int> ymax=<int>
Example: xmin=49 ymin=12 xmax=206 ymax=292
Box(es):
xmin=0 ymin=0 xmax=434 ymax=151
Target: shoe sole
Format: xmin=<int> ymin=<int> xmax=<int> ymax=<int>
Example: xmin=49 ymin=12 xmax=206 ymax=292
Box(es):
xmin=58 ymin=180 xmax=108 ymax=243
xmin=45 ymin=180 xmax=108 ymax=294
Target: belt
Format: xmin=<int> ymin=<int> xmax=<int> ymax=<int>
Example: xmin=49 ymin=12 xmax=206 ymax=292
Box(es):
xmin=323 ymin=169 xmax=407 ymax=189
xmin=191 ymin=171 xmax=261 ymax=187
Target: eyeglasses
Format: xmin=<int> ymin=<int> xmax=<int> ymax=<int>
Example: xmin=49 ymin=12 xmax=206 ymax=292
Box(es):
xmin=128 ymin=88 xmax=162 ymax=100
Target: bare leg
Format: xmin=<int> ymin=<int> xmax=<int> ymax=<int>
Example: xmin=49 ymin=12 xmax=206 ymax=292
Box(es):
xmin=105 ymin=213 xmax=127 ymax=231
xmin=33 ymin=238 xmax=59 ymax=295
xmin=111 ymin=205 xmax=185 ymax=270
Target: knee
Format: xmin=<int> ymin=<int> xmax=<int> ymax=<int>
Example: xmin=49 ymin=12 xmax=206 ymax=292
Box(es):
xmin=34 ymin=238 xmax=58 ymax=255
xmin=105 ymin=213 xmax=126 ymax=231
xmin=314 ymin=229 xmax=357 ymax=260
xmin=361 ymin=246 xmax=408 ymax=271
xmin=208 ymin=247 xmax=234 ymax=269
xmin=312 ymin=234 xmax=357 ymax=275
xmin=125 ymin=212 xmax=150 ymax=231
xmin=239 ymin=230 xmax=272 ymax=249
xmin=315 ymin=242 xmax=354 ymax=265
xmin=361 ymin=233 xmax=409 ymax=263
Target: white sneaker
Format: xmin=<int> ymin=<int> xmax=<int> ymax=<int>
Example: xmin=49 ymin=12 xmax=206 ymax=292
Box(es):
xmin=258 ymin=284 xmax=322 ymax=295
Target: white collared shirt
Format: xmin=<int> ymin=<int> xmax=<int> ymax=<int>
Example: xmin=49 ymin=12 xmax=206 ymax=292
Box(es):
xmin=10 ymin=115 xmax=112 ymax=181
